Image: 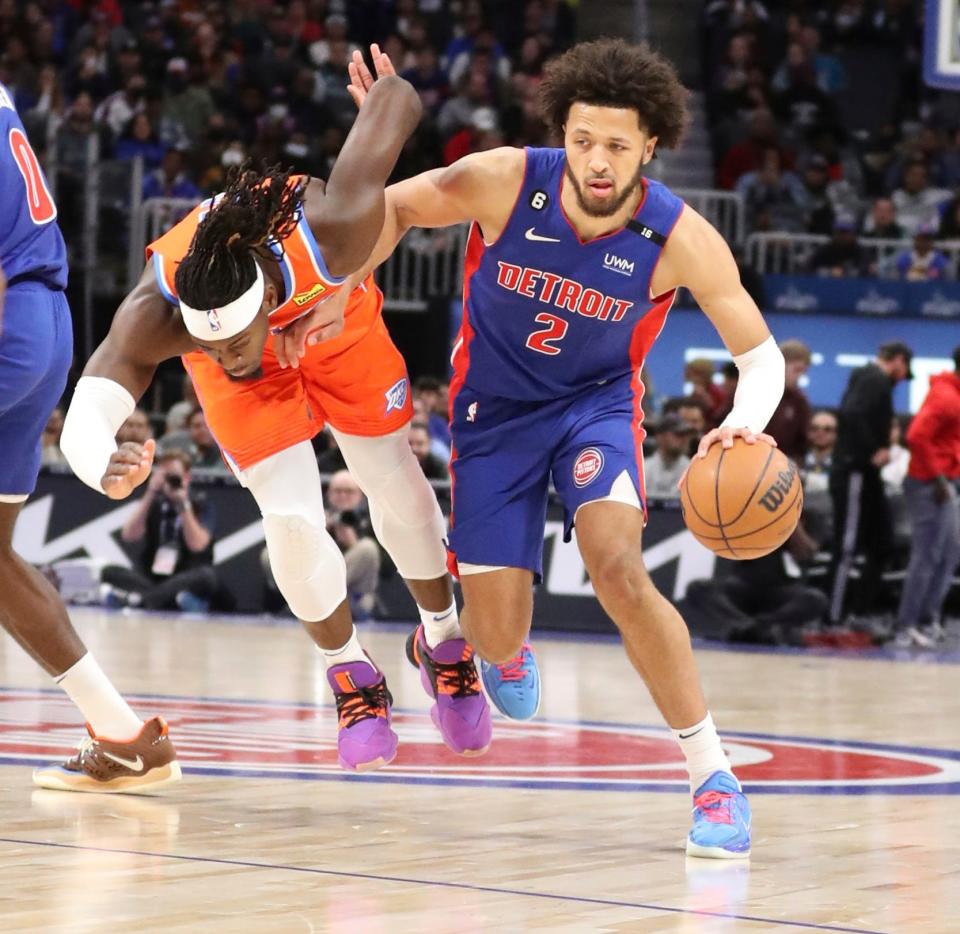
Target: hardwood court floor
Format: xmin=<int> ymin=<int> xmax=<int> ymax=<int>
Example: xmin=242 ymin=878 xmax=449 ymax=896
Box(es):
xmin=0 ymin=609 xmax=958 ymax=933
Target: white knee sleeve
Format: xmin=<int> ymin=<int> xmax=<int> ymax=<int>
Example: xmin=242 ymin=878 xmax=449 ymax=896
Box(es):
xmin=239 ymin=442 xmax=347 ymax=622
xmin=333 ymin=426 xmax=448 ymax=581
xmin=262 ymin=513 xmax=347 ymax=622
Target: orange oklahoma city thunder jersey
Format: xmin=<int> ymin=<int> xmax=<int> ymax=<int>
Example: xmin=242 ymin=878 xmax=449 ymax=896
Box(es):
xmin=144 ymin=179 xmax=383 ymax=355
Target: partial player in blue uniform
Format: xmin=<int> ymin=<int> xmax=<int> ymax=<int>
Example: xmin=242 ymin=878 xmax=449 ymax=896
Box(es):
xmin=288 ymin=41 xmax=789 ymax=856
xmin=0 ymin=84 xmax=181 ymax=793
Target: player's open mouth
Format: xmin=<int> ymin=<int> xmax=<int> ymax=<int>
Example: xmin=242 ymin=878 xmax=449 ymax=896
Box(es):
xmin=587 ymin=179 xmax=614 ymax=198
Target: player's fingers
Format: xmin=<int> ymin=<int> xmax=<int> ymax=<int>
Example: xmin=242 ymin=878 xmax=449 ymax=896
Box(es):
xmin=695 ymin=428 xmax=721 ymax=458
xmin=346 ymin=84 xmax=363 ymax=108
xmin=755 ymin=431 xmax=778 ymax=447
xmin=379 ymin=51 xmax=397 ymax=76
xmin=110 ymin=449 xmax=142 ymax=467
xmin=354 ymin=50 xmax=374 ymax=88
xmin=719 ymin=426 xmax=736 ymax=449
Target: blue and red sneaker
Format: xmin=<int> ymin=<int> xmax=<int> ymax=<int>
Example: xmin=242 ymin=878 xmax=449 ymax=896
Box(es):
xmin=480 ymin=642 xmax=541 ymax=720
xmin=686 ymin=771 xmax=752 ymax=859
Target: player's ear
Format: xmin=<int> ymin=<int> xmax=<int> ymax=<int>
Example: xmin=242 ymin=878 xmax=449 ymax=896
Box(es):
xmin=643 ymin=136 xmax=658 ymax=164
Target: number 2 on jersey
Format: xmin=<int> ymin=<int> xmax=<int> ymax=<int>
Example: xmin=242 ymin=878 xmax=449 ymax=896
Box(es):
xmin=525 ymin=313 xmax=568 ymax=356
xmin=8 ymin=127 xmax=56 ymax=224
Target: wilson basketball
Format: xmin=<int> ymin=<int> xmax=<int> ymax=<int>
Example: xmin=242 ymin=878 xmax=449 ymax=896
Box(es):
xmin=679 ymin=439 xmax=803 ymax=559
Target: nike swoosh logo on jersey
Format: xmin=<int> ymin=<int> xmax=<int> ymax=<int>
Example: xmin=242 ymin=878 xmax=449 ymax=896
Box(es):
xmin=102 ymin=751 xmax=145 ymax=772
xmin=525 ymin=227 xmax=562 ymax=243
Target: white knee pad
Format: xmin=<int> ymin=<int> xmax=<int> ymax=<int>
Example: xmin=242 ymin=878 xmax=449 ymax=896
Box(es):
xmin=333 ymin=427 xmax=448 ymax=581
xmin=262 ymin=513 xmax=346 ymax=622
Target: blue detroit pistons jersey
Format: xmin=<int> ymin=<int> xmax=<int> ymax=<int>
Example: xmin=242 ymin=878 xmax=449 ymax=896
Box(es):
xmin=452 ymin=147 xmax=684 ymax=402
xmin=0 ymin=83 xmax=67 ymax=290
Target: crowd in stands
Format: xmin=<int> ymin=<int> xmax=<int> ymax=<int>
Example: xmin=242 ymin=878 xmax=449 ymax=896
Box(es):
xmin=703 ymin=0 xmax=960 ymax=278
xmin=3 ymin=0 xmax=574 ymax=257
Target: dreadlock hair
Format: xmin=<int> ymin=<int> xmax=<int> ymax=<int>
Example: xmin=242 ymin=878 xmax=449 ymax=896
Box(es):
xmin=538 ymin=39 xmax=688 ymax=149
xmin=174 ymin=162 xmax=307 ymax=310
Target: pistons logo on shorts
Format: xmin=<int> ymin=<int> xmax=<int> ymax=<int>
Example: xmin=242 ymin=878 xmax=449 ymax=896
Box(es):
xmin=385 ymin=377 xmax=409 ymax=414
xmin=573 ymin=447 xmax=604 ymax=487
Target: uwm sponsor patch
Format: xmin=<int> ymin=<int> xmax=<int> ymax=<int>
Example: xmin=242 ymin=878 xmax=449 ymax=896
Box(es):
xmin=1 ymin=689 xmax=958 ymax=793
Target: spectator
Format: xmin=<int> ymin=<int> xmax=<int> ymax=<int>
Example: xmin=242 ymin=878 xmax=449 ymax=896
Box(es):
xmin=324 ymin=470 xmax=381 ymax=621
xmin=891 ymin=161 xmax=952 ymax=236
xmin=796 ymin=155 xmax=837 ymax=234
xmin=894 ymin=222 xmax=949 ymax=281
xmin=308 ymin=14 xmax=358 ymax=68
xmin=41 ymin=407 xmax=68 ymax=468
xmin=116 ymin=408 xmax=154 ymax=446
xmin=808 ymin=216 xmax=866 ymax=277
xmin=401 ymin=44 xmax=449 ymax=114
xmin=437 ymin=68 xmax=495 ymax=139
xmin=861 ymin=197 xmax=904 ymax=239
xmin=113 ymin=112 xmax=166 ymax=168
xmin=937 ymin=195 xmax=960 ymax=240
xmin=94 ymin=72 xmax=146 ymax=140
xmin=101 ymin=450 xmax=218 ymax=612
xmin=802 ymin=409 xmax=838 ymax=544
xmin=765 ymin=339 xmax=812 ymax=461
xmin=161 ymin=57 xmax=215 ymax=147
xmin=881 ymin=415 xmax=911 ymax=494
xmin=736 ymin=146 xmax=805 ymax=232
xmin=142 ymin=148 xmax=202 ymax=201
xmin=644 ymin=414 xmax=692 ymax=499
xmin=892 ymin=346 xmax=960 ymax=647
xmin=443 ymin=105 xmax=504 ymax=165
xmin=166 ymin=374 xmax=200 ymax=435
xmin=683 ymin=358 xmax=726 ymax=427
xmin=663 ymin=396 xmax=708 ymax=455
xmin=718 ymin=108 xmax=794 ymax=191
xmin=316 ymin=429 xmax=348 ymax=475
xmin=187 ymin=409 xmax=226 ymax=472
xmin=410 ymin=421 xmax=449 ymax=480
xmin=829 ymin=340 xmax=913 ymax=623
xmin=772 ymin=44 xmax=838 ymax=138
xmin=413 ymin=376 xmax=452 ymax=455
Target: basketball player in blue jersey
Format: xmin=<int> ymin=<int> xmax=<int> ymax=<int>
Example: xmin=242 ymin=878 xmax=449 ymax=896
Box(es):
xmin=282 ymin=40 xmax=787 ymax=857
xmin=0 ymin=85 xmax=181 ymax=791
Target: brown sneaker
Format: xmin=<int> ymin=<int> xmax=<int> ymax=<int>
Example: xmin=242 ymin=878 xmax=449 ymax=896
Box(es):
xmin=32 ymin=717 xmax=181 ymax=794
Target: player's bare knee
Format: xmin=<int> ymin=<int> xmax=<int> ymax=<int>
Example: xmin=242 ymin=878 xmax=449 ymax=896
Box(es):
xmin=591 ymin=550 xmax=654 ymax=611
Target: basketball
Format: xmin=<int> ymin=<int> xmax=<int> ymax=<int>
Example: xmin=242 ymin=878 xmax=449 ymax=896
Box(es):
xmin=679 ymin=438 xmax=803 ymax=559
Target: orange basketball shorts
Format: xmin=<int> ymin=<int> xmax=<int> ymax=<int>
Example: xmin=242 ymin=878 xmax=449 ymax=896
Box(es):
xmin=183 ymin=316 xmax=413 ymax=472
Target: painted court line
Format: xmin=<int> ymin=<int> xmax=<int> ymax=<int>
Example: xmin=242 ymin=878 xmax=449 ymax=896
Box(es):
xmin=0 ymin=837 xmax=886 ymax=934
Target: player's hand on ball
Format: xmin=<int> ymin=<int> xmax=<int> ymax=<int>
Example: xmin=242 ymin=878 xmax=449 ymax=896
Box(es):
xmin=101 ymin=439 xmax=155 ymax=500
xmin=695 ymin=425 xmax=777 ymax=459
xmin=347 ymin=43 xmax=397 ymax=109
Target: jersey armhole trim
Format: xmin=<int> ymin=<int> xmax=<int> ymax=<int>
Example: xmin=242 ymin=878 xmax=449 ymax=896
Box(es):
xmin=297 ymin=212 xmax=347 ymax=286
xmin=152 ymin=253 xmax=178 ymax=306
xmin=480 ymin=147 xmax=529 ymax=249
xmin=647 ymin=200 xmax=686 ymax=303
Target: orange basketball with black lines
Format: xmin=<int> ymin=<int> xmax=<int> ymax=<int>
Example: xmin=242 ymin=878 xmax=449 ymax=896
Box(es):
xmin=679 ymin=438 xmax=802 ymax=559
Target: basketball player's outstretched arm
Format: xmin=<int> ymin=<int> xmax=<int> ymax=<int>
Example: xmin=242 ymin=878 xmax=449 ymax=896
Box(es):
xmin=304 ymin=46 xmax=422 ymax=278
xmin=60 ymin=265 xmax=195 ymax=498
xmin=655 ymin=207 xmax=785 ymax=457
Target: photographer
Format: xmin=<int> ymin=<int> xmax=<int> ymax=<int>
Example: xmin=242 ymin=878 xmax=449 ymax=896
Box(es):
xmin=326 ymin=470 xmax=381 ymax=622
xmin=100 ymin=450 xmax=218 ymax=611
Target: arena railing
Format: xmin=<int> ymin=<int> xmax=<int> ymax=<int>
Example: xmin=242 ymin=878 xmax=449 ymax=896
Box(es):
xmin=130 ymin=188 xmax=744 ymax=311
xmin=746 ymin=231 xmax=960 ymax=278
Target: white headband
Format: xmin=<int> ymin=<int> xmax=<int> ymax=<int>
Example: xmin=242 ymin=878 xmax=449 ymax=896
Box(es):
xmin=179 ymin=263 xmax=264 ymax=342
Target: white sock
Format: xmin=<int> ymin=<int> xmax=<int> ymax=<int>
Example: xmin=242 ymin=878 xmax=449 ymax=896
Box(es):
xmin=672 ymin=712 xmax=737 ymax=795
xmin=319 ymin=626 xmax=368 ymax=668
xmin=419 ymin=601 xmax=462 ymax=648
xmin=55 ymin=653 xmax=144 ymax=740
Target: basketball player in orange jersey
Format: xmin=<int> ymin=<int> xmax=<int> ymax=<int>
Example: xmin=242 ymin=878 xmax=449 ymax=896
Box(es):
xmin=45 ymin=59 xmax=494 ymax=790
xmin=283 ymin=41 xmax=786 ymax=857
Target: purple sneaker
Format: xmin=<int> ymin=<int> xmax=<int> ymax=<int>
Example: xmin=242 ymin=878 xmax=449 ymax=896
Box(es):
xmin=326 ymin=658 xmax=397 ymax=772
xmin=412 ymin=626 xmax=491 ymax=756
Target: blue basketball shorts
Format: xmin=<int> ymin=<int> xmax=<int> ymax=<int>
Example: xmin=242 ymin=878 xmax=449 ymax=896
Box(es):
xmin=447 ymin=374 xmax=647 ymax=580
xmin=0 ymin=284 xmax=72 ymax=497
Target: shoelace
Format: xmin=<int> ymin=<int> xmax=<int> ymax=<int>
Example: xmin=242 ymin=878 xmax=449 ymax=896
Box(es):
xmin=494 ymin=650 xmax=529 ymax=683
xmin=336 ymin=681 xmax=392 ymax=729
xmin=693 ymin=789 xmax=734 ymax=824
xmin=433 ymin=658 xmax=481 ymax=697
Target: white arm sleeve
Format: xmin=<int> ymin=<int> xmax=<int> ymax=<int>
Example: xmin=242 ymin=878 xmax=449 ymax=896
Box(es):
xmin=61 ymin=376 xmax=136 ymax=494
xmin=719 ymin=335 xmax=785 ymax=435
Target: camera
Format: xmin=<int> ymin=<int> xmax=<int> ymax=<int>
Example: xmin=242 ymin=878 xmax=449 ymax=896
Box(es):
xmin=165 ymin=473 xmax=183 ymax=490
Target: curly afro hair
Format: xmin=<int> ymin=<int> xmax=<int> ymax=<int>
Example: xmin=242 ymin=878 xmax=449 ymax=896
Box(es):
xmin=539 ymin=39 xmax=688 ymax=149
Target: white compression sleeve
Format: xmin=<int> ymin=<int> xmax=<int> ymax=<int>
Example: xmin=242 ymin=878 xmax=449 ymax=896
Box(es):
xmin=61 ymin=376 xmax=136 ymax=493
xmin=719 ymin=335 xmax=785 ymax=435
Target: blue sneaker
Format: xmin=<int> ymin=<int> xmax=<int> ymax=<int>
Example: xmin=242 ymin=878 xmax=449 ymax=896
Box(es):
xmin=686 ymin=771 xmax=751 ymax=859
xmin=480 ymin=642 xmax=541 ymax=720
